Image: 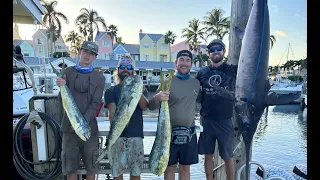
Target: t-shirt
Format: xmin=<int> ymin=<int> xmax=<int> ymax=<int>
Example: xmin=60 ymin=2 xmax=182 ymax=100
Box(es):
xmin=104 ymin=84 xmax=148 ymax=138
xmin=148 ymin=76 xmax=200 ymax=128
xmin=195 ymin=63 xmax=237 ymax=121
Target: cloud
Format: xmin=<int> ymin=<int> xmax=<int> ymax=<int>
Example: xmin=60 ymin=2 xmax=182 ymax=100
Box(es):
xmin=295 ymin=14 xmax=306 ymax=20
xmin=274 ymin=30 xmax=288 ymax=37
xmin=271 ymin=5 xmax=279 ymax=12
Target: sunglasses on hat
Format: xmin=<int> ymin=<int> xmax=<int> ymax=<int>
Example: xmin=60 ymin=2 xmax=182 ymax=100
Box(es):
xmin=209 ymin=46 xmax=224 ymax=53
xmin=119 ymin=65 xmax=133 ymax=70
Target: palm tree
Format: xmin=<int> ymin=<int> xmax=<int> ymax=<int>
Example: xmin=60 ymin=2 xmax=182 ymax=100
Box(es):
xmin=65 ymin=30 xmax=82 ymax=52
xmin=71 ymin=38 xmax=84 ymax=55
xmin=270 ymin=35 xmax=276 ymax=50
xmin=181 ymin=18 xmax=206 ymax=51
xmin=202 ymin=8 xmax=230 ymax=40
xmin=164 ymin=30 xmax=177 ymax=61
xmin=194 ymin=54 xmax=210 ymax=67
xmin=107 ymin=24 xmax=118 ymax=47
xmin=41 ymin=0 xmax=69 ymax=57
xmin=75 ymin=8 xmax=107 ymax=42
xmin=77 ymin=22 xmax=89 ymax=41
xmin=47 ymin=25 xmax=60 ymax=52
xmin=116 ymin=37 xmax=125 ymax=45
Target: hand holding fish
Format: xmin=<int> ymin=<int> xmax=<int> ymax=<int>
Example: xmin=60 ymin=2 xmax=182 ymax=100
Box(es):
xmin=56 ymin=78 xmax=66 ymax=87
xmin=155 ymin=91 xmax=170 ymax=104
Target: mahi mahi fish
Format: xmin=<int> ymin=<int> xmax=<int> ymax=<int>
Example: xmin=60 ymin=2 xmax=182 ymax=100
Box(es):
xmin=95 ymin=75 xmax=143 ymax=165
xmin=50 ymin=60 xmax=91 ymax=141
xmin=149 ymin=70 xmax=174 ymax=176
xmin=234 ymin=0 xmax=301 ymax=179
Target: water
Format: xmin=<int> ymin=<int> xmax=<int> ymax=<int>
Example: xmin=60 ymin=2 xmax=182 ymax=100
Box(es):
xmin=98 ymin=105 xmax=307 ymax=180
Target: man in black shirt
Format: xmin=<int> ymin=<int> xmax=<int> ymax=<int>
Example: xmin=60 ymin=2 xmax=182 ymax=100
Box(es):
xmin=104 ymin=55 xmax=149 ymax=180
xmin=196 ymin=39 xmax=236 ymax=180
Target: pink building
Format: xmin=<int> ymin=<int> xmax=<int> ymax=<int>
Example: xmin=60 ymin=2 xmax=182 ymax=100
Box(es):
xmin=170 ymin=40 xmax=206 ymax=62
xmin=95 ymin=31 xmax=114 ymax=60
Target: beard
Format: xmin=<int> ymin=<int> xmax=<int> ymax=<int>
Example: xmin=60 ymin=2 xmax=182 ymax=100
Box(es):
xmin=211 ymin=53 xmax=224 ymax=63
xmin=118 ymin=72 xmax=131 ymax=81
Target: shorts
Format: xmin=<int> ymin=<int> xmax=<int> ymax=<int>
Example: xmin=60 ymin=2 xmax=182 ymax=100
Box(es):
xmin=61 ymin=132 xmax=99 ymax=175
xmin=109 ymin=137 xmax=144 ymax=177
xmin=198 ymin=118 xmax=234 ymax=160
xmin=168 ymin=134 xmax=199 ymax=166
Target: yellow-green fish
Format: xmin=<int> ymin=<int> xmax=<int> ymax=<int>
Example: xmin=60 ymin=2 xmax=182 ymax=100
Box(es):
xmin=95 ymin=75 xmax=143 ymax=165
xmin=50 ymin=60 xmax=91 ymax=141
xmin=149 ymin=70 xmax=174 ymax=176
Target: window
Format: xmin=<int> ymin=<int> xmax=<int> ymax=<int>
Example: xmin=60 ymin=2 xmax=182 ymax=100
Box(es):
xmin=23 ymin=50 xmax=29 ymax=57
xmin=117 ymin=54 xmax=123 ymax=60
xmin=104 ymin=41 xmax=110 ymax=47
xmin=160 ymin=55 xmax=167 ymax=62
xmin=152 ymin=72 xmax=160 ymax=76
xmin=37 ymin=38 xmax=43 ymax=45
xmin=144 ymin=55 xmax=149 ymax=61
xmin=144 ymin=43 xmax=150 ymax=48
xmin=161 ymin=43 xmax=168 ymax=50
xmin=104 ymin=53 xmax=110 ymax=60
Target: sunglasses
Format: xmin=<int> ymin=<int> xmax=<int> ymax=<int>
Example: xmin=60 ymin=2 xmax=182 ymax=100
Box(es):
xmin=209 ymin=46 xmax=224 ymax=53
xmin=119 ymin=65 xmax=133 ymax=70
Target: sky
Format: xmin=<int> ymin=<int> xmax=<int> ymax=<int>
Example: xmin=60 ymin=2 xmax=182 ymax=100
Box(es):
xmin=15 ymin=0 xmax=307 ymax=66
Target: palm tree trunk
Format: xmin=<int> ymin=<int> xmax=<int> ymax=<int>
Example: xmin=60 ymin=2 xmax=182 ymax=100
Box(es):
xmin=228 ymin=0 xmax=253 ymax=65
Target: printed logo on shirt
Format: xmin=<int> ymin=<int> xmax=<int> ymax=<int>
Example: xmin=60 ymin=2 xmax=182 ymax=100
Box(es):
xmin=208 ymin=75 xmax=222 ymax=87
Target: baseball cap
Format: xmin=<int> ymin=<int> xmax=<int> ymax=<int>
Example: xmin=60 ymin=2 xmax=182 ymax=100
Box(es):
xmin=207 ymin=39 xmax=226 ymax=49
xmin=81 ymin=41 xmax=99 ymax=55
xmin=176 ymin=50 xmax=193 ymax=60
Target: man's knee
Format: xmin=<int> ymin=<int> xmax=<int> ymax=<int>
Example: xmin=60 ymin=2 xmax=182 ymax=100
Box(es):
xmin=204 ymin=154 xmax=214 ymax=161
xmin=179 ymin=165 xmax=190 ymax=173
xmin=165 ymin=165 xmax=177 ymax=174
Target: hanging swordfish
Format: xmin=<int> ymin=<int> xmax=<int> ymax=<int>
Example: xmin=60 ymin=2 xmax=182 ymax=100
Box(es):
xmin=234 ymin=0 xmax=300 ymax=179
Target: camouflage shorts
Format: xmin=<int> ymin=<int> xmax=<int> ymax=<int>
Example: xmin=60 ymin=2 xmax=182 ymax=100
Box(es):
xmin=109 ymin=137 xmax=144 ymax=177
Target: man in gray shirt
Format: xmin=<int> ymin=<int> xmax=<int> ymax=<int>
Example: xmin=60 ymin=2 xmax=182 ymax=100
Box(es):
xmin=148 ymin=50 xmax=200 ymax=180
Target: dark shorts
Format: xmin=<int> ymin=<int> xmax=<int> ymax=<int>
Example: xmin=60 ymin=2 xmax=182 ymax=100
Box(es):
xmin=61 ymin=132 xmax=99 ymax=175
xmin=198 ymin=118 xmax=234 ymax=160
xmin=168 ymin=134 xmax=199 ymax=166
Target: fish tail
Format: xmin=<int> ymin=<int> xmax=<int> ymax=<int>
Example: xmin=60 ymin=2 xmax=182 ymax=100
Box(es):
xmin=165 ymin=70 xmax=174 ymax=91
xmin=49 ymin=58 xmax=66 ymax=78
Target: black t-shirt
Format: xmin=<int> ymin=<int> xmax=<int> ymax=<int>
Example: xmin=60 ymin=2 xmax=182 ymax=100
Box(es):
xmin=196 ymin=63 xmax=238 ymax=121
xmin=104 ymin=84 xmax=148 ymax=138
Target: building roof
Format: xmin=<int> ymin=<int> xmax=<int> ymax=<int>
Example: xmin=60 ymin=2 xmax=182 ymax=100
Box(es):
xmin=95 ymin=31 xmax=106 ymax=41
xmin=114 ymin=43 xmax=140 ymax=54
xmin=13 ymin=40 xmax=25 ymax=47
xmin=139 ymin=33 xmax=164 ymax=42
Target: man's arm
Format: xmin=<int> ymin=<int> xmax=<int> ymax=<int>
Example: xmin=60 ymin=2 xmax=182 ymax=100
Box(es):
xmin=148 ymin=85 xmax=161 ymax=110
xmin=212 ymin=85 xmax=235 ymax=101
xmin=138 ymin=87 xmax=149 ymax=111
xmin=83 ymin=75 xmax=106 ymax=123
xmin=106 ymin=103 xmax=116 ymax=123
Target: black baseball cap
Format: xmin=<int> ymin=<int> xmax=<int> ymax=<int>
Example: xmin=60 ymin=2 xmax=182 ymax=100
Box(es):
xmin=207 ymin=39 xmax=226 ymax=49
xmin=176 ymin=50 xmax=193 ymax=60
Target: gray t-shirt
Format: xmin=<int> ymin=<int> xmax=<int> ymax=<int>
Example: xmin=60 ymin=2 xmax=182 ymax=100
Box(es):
xmin=148 ymin=76 xmax=200 ymax=128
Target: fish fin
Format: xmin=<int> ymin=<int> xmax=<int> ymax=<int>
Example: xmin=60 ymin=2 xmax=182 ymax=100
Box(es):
xmin=49 ymin=62 xmax=61 ymax=77
xmin=60 ymin=58 xmax=67 ymax=77
xmin=49 ymin=58 xmax=66 ymax=78
xmin=235 ymin=26 xmax=245 ymax=40
xmin=266 ymin=91 xmax=301 ymax=106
